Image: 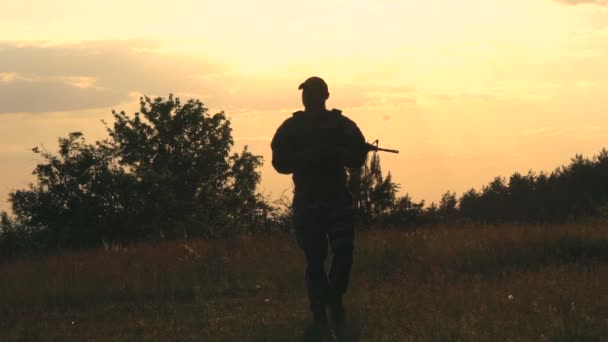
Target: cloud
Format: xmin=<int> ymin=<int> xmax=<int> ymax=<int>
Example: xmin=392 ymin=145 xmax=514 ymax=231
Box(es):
xmin=0 ymin=40 xmax=423 ymax=116
xmin=554 ymin=0 xmax=608 ymax=5
xmin=0 ymin=75 xmax=124 ymax=113
xmin=0 ymin=40 xmax=224 ymax=113
xmin=0 ymin=40 xmax=362 ymax=115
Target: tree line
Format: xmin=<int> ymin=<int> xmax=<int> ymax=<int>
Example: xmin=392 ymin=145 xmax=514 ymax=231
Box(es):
xmin=1 ymin=95 xmax=607 ymax=257
xmin=354 ymin=148 xmax=608 ymax=227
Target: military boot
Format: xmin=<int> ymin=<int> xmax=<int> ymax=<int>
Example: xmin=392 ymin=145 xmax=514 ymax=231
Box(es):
xmin=300 ymin=308 xmax=331 ymax=341
xmin=329 ymin=297 xmax=353 ymax=341
xmin=328 ymin=297 xmax=346 ymax=325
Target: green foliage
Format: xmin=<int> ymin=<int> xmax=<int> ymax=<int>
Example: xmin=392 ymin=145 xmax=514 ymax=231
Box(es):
xmin=108 ymin=96 xmax=235 ymax=233
xmin=350 ymin=152 xmax=425 ymax=227
xmin=351 ymin=147 xmax=608 ymax=226
xmin=5 ymin=95 xmax=271 ymax=252
xmin=221 ymin=147 xmax=277 ymax=234
xmin=9 ymin=132 xmax=135 ymax=248
xmin=438 ymin=190 xmax=458 ymax=220
xmin=0 ymin=211 xmax=25 ymax=258
xmin=350 ymin=152 xmax=397 ymax=223
xmin=385 ymin=194 xmax=425 ymax=226
xmin=457 ymin=148 xmax=608 ymax=223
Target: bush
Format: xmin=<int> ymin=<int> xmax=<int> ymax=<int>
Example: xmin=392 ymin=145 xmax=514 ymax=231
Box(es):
xmin=5 ymin=95 xmax=272 ymax=252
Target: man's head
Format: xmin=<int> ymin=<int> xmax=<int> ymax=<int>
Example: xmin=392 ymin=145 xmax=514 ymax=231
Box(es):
xmin=299 ymin=76 xmax=329 ymax=111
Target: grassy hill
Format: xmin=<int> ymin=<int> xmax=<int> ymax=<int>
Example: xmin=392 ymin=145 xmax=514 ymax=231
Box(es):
xmin=1 ymin=222 xmax=607 ymax=341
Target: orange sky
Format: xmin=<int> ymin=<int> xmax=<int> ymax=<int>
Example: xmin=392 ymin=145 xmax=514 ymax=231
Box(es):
xmin=2 ymin=0 xmax=608 ymax=212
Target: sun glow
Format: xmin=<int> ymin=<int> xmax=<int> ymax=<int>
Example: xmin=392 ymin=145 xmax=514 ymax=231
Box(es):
xmin=2 ymin=0 xmax=608 ymax=211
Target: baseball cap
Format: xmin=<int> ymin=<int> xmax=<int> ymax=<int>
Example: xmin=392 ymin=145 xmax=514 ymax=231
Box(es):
xmin=298 ymin=76 xmax=329 ymax=94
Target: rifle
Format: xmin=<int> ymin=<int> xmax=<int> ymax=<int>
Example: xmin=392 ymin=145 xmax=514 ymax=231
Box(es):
xmin=365 ymin=139 xmax=399 ymax=154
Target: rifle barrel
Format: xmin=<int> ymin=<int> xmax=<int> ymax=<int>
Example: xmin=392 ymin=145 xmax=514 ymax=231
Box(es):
xmin=375 ymin=147 xmax=399 ymax=154
xmin=365 ymin=143 xmax=399 ymax=154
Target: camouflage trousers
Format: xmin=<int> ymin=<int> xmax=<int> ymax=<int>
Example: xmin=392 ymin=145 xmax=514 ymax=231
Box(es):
xmin=293 ymin=199 xmax=355 ymax=314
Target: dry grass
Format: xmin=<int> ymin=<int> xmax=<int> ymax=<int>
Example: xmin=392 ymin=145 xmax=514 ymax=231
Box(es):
xmin=1 ymin=222 xmax=607 ymax=341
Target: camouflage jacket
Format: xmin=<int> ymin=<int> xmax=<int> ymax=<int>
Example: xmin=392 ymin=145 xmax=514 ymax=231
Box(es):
xmin=271 ymin=109 xmax=367 ymax=204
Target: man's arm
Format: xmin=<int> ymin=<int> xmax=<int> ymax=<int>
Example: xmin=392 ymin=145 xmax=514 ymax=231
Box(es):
xmin=271 ymin=120 xmax=297 ymax=174
xmin=341 ymin=120 xmax=368 ymax=169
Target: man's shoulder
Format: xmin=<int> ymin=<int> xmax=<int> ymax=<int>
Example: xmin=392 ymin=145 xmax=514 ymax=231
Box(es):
xmin=278 ymin=108 xmax=358 ymax=128
xmin=331 ymin=109 xmax=359 ymax=128
xmin=274 ymin=112 xmax=303 ymax=139
xmin=278 ymin=111 xmax=302 ymax=127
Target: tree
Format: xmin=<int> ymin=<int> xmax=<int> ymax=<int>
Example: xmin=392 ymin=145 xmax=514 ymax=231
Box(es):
xmin=9 ymin=132 xmax=135 ymax=248
xmin=387 ymin=194 xmax=425 ymax=227
xmin=459 ymin=188 xmax=481 ymax=220
xmin=107 ymin=95 xmax=234 ymax=235
xmin=221 ymin=146 xmax=274 ymax=234
xmin=1 ymin=212 xmax=21 ymax=258
xmin=438 ymin=191 xmax=458 ymax=220
xmin=7 ymin=95 xmax=269 ymax=250
xmin=506 ymin=171 xmax=536 ymax=221
xmin=350 ymin=152 xmax=399 ymax=224
xmin=453 ymin=148 xmax=608 ymax=223
xmin=106 ymin=95 xmax=269 ymax=237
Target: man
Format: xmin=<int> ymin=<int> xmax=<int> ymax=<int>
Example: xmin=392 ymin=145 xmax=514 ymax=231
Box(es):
xmin=271 ymin=76 xmax=368 ymax=339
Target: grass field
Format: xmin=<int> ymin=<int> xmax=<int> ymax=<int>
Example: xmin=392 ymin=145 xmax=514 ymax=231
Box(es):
xmin=1 ymin=222 xmax=608 ymax=341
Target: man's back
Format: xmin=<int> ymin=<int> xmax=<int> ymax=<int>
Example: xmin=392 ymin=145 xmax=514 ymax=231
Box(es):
xmin=271 ymin=108 xmax=366 ymax=204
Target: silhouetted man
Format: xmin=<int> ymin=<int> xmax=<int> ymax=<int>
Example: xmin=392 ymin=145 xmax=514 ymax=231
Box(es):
xmin=271 ymin=76 xmax=367 ymax=339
